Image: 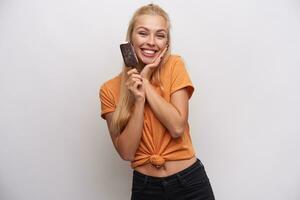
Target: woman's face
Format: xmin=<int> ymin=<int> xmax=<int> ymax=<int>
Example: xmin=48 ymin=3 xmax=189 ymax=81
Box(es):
xmin=131 ymin=14 xmax=168 ymax=65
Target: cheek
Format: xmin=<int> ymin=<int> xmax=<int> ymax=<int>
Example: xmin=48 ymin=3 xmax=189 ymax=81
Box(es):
xmin=132 ymin=35 xmax=145 ymax=45
xmin=156 ymin=39 xmax=168 ymax=48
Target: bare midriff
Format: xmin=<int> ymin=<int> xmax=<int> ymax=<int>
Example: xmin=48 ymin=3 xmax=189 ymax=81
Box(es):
xmin=134 ymin=156 xmax=197 ymax=177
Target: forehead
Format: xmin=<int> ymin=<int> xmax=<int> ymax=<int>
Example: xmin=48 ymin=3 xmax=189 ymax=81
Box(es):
xmin=134 ymin=14 xmax=168 ymax=31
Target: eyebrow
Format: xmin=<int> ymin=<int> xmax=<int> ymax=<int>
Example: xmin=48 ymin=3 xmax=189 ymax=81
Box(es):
xmin=136 ymin=26 xmax=167 ymax=33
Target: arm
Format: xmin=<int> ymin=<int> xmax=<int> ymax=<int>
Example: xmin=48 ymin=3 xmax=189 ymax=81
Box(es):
xmin=104 ymin=98 xmax=145 ymax=161
xmin=139 ymin=47 xmax=190 ymax=138
xmin=103 ymin=69 xmax=145 ymax=161
xmin=143 ymin=78 xmax=189 ymax=138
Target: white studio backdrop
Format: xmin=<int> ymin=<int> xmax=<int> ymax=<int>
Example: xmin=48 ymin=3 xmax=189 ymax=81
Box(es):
xmin=1 ymin=0 xmax=300 ymax=200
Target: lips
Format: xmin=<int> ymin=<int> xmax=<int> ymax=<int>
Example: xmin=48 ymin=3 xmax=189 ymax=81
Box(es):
xmin=141 ymin=48 xmax=158 ymax=57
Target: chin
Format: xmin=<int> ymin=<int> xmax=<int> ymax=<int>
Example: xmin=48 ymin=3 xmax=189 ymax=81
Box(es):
xmin=140 ymin=57 xmax=155 ymax=65
xmin=137 ymin=52 xmax=158 ymax=65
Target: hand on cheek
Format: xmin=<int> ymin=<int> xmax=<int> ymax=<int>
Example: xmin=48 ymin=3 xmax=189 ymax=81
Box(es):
xmin=140 ymin=45 xmax=168 ymax=80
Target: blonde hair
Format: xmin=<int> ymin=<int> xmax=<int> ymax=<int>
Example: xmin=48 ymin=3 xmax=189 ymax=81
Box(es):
xmin=111 ymin=3 xmax=171 ymax=135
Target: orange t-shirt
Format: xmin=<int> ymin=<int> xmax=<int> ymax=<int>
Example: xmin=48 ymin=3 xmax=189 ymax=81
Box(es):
xmin=99 ymin=55 xmax=196 ymax=169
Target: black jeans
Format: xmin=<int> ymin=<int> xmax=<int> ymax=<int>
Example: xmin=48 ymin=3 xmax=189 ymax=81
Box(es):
xmin=131 ymin=158 xmax=215 ymax=200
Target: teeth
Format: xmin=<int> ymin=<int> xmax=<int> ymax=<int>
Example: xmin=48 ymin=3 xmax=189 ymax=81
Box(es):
xmin=143 ymin=49 xmax=155 ymax=54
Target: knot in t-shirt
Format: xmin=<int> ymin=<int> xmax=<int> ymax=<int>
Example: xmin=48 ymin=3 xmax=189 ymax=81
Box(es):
xmin=149 ymin=155 xmax=165 ymax=167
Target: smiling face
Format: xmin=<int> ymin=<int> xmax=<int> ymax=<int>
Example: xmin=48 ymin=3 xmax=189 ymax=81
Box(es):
xmin=131 ymin=14 xmax=169 ymax=65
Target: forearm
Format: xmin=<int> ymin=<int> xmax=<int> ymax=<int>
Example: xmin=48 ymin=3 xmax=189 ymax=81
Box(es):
xmin=143 ymin=79 xmax=185 ymax=138
xmin=116 ymin=99 xmax=145 ymax=160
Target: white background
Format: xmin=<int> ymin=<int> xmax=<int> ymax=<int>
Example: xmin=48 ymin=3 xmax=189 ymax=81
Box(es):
xmin=1 ymin=0 xmax=300 ymax=199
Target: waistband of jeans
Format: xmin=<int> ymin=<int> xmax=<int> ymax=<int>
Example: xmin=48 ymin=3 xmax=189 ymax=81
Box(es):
xmin=133 ymin=158 xmax=204 ymax=182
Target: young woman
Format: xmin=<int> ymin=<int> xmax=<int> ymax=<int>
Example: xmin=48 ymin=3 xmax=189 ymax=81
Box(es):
xmin=100 ymin=4 xmax=215 ymax=200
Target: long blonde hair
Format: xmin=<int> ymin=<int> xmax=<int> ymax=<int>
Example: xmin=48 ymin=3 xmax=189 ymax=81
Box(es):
xmin=110 ymin=3 xmax=171 ymax=135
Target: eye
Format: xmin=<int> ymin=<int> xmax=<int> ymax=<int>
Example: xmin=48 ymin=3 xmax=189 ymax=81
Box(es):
xmin=157 ymin=34 xmax=166 ymax=39
xmin=138 ymin=32 xmax=147 ymax=36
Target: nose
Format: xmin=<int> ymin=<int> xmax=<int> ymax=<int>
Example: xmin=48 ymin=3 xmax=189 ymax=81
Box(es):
xmin=146 ymin=34 xmax=155 ymax=46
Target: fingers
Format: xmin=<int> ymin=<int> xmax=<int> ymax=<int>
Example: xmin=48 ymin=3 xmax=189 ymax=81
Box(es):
xmin=127 ymin=78 xmax=143 ymax=95
xmin=126 ymin=68 xmax=143 ymax=90
xmin=160 ymin=45 xmax=168 ymax=58
xmin=147 ymin=45 xmax=169 ymax=68
xmin=133 ymin=79 xmax=142 ymax=89
xmin=127 ymin=69 xmax=142 ymax=82
xmin=127 ymin=68 xmax=138 ymax=76
xmin=156 ymin=45 xmax=168 ymax=62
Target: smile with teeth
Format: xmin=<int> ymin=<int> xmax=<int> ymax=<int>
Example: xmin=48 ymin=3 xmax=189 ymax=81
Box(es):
xmin=141 ymin=49 xmax=157 ymax=57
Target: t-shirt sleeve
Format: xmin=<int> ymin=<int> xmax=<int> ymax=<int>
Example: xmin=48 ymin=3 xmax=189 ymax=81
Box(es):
xmin=170 ymin=56 xmax=194 ymax=99
xmin=99 ymin=84 xmax=116 ymax=119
